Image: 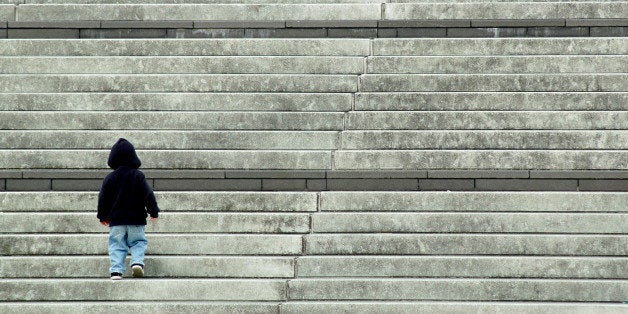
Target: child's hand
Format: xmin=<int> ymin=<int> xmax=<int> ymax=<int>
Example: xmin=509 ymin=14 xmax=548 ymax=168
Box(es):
xmin=100 ymin=221 xmax=110 ymax=226
xmin=150 ymin=217 xmax=158 ymax=222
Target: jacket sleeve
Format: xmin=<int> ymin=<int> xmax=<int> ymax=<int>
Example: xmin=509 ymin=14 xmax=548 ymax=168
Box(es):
xmin=142 ymin=177 xmax=159 ymax=218
xmin=97 ymin=177 xmax=113 ymax=222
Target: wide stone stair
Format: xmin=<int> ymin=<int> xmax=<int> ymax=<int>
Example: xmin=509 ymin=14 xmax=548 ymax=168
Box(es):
xmin=0 ymin=191 xmax=626 ymax=312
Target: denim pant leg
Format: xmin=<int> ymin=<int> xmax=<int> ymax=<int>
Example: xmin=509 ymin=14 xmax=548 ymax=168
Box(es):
xmin=127 ymin=225 xmax=148 ymax=267
xmin=108 ymin=226 xmax=129 ymax=274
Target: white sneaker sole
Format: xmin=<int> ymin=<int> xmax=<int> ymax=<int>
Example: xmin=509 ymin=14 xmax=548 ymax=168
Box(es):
xmin=132 ymin=265 xmax=144 ymax=278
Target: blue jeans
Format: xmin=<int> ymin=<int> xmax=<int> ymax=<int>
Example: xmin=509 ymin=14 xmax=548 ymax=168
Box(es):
xmin=108 ymin=225 xmax=148 ymax=274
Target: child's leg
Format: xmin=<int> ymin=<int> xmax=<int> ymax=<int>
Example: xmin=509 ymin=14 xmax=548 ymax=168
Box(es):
xmin=127 ymin=225 xmax=148 ymax=267
xmin=108 ymin=225 xmax=129 ymax=274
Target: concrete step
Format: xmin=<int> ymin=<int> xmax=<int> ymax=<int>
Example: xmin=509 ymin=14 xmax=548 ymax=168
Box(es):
xmin=296 ymin=256 xmax=628 ymax=279
xmin=311 ymin=213 xmax=627 ymax=234
xmin=0 ymin=92 xmax=352 ymax=111
xmin=0 ymin=112 xmax=345 ymax=130
xmin=383 ymin=2 xmax=626 ymax=19
xmin=0 ymin=256 xmax=295 ymax=278
xmin=372 ymin=38 xmax=628 ymax=56
xmin=1 ymin=234 xmax=302 ymax=255
xmin=0 ymin=56 xmax=364 ymax=74
xmin=0 ymin=39 xmax=370 ymax=56
xmin=0 ymin=302 xmax=281 ymax=314
xmin=16 ymin=4 xmax=381 ymax=21
xmin=281 ymin=302 xmax=628 ymax=314
xmin=0 ymin=74 xmax=358 ymax=93
xmin=0 ymin=150 xmax=331 ymax=169
xmin=0 ymin=302 xmax=624 ymax=314
xmin=318 ymin=192 xmax=628 ymax=212
xmin=333 ymin=150 xmax=626 ymax=170
xmin=0 ymin=192 xmax=318 ymax=213
xmin=19 ymin=0 xmax=382 ymax=2
xmin=359 ymin=74 xmax=627 ymax=92
xmin=0 ymin=213 xmax=310 ymax=233
xmin=367 ymin=56 xmax=628 ymax=74
xmin=346 ymin=111 xmax=628 ymax=130
xmin=304 ymin=234 xmax=628 ymax=256
xmin=0 ymin=279 xmax=287 ymax=301
xmin=341 ymin=130 xmax=628 ymax=150
xmin=355 ymin=92 xmax=628 ymax=111
xmin=288 ymin=279 xmax=627 ymax=301
xmin=0 ymin=131 xmax=339 ymax=150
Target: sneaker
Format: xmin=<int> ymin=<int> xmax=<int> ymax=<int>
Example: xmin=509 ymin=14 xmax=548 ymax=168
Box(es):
xmin=131 ymin=264 xmax=144 ymax=278
xmin=110 ymin=272 xmax=123 ymax=280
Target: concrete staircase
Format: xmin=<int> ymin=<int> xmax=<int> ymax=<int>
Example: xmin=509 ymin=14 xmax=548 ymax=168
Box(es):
xmin=0 ymin=0 xmax=627 ymax=311
xmin=0 ymin=191 xmax=626 ymax=312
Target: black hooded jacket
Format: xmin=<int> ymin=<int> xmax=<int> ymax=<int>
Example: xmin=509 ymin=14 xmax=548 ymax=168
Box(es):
xmin=97 ymin=138 xmax=159 ymax=226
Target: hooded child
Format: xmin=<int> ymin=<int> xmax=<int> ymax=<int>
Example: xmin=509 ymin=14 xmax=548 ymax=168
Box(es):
xmin=98 ymin=138 xmax=159 ymax=280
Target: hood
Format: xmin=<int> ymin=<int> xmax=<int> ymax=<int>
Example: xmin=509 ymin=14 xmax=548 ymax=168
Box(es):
xmin=107 ymin=138 xmax=141 ymax=169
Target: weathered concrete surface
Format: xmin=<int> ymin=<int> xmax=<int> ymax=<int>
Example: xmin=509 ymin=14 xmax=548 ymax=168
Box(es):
xmin=0 ymin=4 xmax=14 ymax=21
xmin=367 ymin=56 xmax=628 ymax=74
xmin=0 ymin=256 xmax=295 ymax=278
xmin=346 ymin=112 xmax=628 ymax=130
xmin=359 ymin=74 xmax=627 ymax=92
xmin=372 ymin=38 xmax=628 ymax=56
xmin=0 ymin=302 xmax=279 ymax=314
xmin=16 ymin=4 xmax=381 ymax=21
xmin=318 ymin=192 xmax=628 ymax=212
xmin=304 ymin=234 xmax=628 ymax=255
xmin=0 ymin=92 xmax=353 ymax=111
xmin=0 ymin=150 xmax=332 ymax=169
xmin=311 ymin=213 xmax=628 ymax=233
xmin=0 ymin=279 xmax=287 ymax=301
xmin=333 ymin=150 xmax=627 ymax=170
xmin=296 ymin=256 xmax=628 ymax=279
xmin=341 ymin=131 xmax=628 ymax=150
xmin=0 ymin=131 xmax=339 ymax=150
xmin=0 ymin=56 xmax=364 ymax=74
xmin=0 ymin=112 xmax=345 ymax=130
xmin=384 ymin=2 xmax=628 ymax=19
xmin=354 ymin=92 xmax=628 ymax=111
xmin=288 ymin=278 xmax=628 ymax=301
xmin=281 ymin=302 xmax=628 ymax=314
xmin=0 ymin=192 xmax=318 ymax=212
xmin=0 ymin=234 xmax=302 ymax=255
xmin=0 ymin=212 xmax=311 ymax=233
xmin=0 ymin=74 xmax=358 ymax=92
xmin=0 ymin=39 xmax=370 ymax=56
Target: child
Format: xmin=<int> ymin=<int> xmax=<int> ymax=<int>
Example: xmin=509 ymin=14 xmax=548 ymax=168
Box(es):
xmin=97 ymin=138 xmax=159 ymax=280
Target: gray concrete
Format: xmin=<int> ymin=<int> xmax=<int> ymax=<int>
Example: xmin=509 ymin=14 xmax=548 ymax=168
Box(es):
xmin=359 ymin=74 xmax=627 ymax=92
xmin=16 ymin=4 xmax=381 ymax=21
xmin=0 ymin=5 xmax=13 ymax=21
xmin=311 ymin=212 xmax=627 ymax=233
xmin=304 ymin=234 xmax=628 ymax=255
xmin=346 ymin=112 xmax=628 ymax=130
xmin=0 ymin=191 xmax=318 ymax=212
xmin=0 ymin=112 xmax=345 ymax=130
xmin=0 ymin=302 xmax=279 ymax=314
xmin=288 ymin=278 xmax=628 ymax=301
xmin=1 ymin=234 xmax=302 ymax=255
xmin=0 ymin=56 xmax=364 ymax=74
xmin=0 ymin=256 xmax=295 ymax=278
xmin=354 ymin=92 xmax=628 ymax=111
xmin=0 ymin=92 xmax=353 ymax=111
xmin=0 ymin=39 xmax=370 ymax=56
xmin=296 ymin=256 xmax=628 ymax=279
xmin=372 ymin=38 xmax=628 ymax=56
xmin=0 ymin=131 xmax=340 ymax=150
xmin=333 ymin=150 xmax=627 ymax=170
xmin=367 ymin=56 xmax=628 ymax=74
xmin=0 ymin=279 xmax=287 ymax=301
xmin=0 ymin=74 xmax=358 ymax=92
xmin=341 ymin=131 xmax=628 ymax=150
xmin=281 ymin=302 xmax=628 ymax=314
xmin=383 ymin=3 xmax=628 ymax=19
xmin=0 ymin=212 xmax=311 ymax=233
